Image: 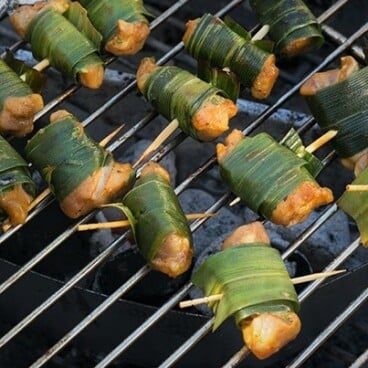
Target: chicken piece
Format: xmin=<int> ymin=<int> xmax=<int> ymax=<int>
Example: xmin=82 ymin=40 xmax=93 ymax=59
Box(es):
xmin=105 ymin=19 xmax=150 ymax=56
xmin=77 ymin=63 xmax=104 ymax=89
xmin=251 ymin=54 xmax=279 ymax=99
xmin=216 ymin=129 xmax=244 ymax=162
xmin=0 ymin=94 xmax=44 ymax=137
xmin=182 ymin=18 xmax=199 ymax=45
xmin=223 ymin=222 xmax=301 ymax=360
xmin=191 ymin=94 xmax=238 ymax=141
xmin=271 ymin=181 xmax=333 ymax=227
xmin=136 ymin=56 xmax=158 ymax=92
xmin=222 ymin=221 xmax=270 ymax=249
xmin=282 ymin=36 xmax=315 ymax=58
xmin=9 ymin=0 xmax=70 ymax=38
xmin=300 ymin=56 xmax=359 ymax=96
xmin=241 ymin=311 xmax=301 ymax=360
xmin=139 ymin=162 xmax=192 ymax=278
xmin=136 ymin=57 xmax=238 ymax=142
xmin=0 ymin=185 xmax=33 ymax=225
xmin=60 ymin=160 xmax=134 ymax=218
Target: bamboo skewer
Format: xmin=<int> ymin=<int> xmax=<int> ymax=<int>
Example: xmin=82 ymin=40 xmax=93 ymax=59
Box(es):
xmin=133 ymin=119 xmax=179 ymax=169
xmin=179 ymin=269 xmax=346 ymax=308
xmin=77 ymin=212 xmax=217 ymax=232
xmin=305 ymin=130 xmax=338 ymax=153
xmin=346 ymin=184 xmax=368 ymax=192
xmin=251 ymin=25 xmax=270 ymax=41
xmin=33 ymin=58 xmax=50 ymax=72
xmin=99 ymin=125 xmax=125 ymax=148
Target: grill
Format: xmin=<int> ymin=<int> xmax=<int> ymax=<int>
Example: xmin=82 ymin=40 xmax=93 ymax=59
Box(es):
xmin=0 ymin=0 xmax=367 ymax=367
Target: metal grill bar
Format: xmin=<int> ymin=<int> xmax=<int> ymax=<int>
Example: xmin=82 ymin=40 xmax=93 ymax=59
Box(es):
xmin=0 ymin=0 xmax=366 ymax=367
xmin=288 ymin=286 xmax=368 ymax=368
xmin=349 ymin=348 xmax=368 ymax=368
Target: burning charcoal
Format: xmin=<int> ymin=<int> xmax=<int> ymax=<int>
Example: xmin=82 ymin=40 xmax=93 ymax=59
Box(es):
xmin=265 ymin=209 xmax=352 ymax=269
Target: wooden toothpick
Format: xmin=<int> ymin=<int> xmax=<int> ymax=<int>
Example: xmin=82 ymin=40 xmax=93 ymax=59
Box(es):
xmin=179 ymin=269 xmax=346 ymax=308
xmin=305 ymin=130 xmax=338 ymax=153
xmin=33 ymin=58 xmax=50 ymax=72
xmin=346 ymin=184 xmax=368 ymax=192
xmin=133 ymin=119 xmax=179 ymax=169
xmin=77 ymin=212 xmax=217 ymax=232
xmin=99 ymin=125 xmax=125 ymax=148
xmin=252 ymin=25 xmax=270 ymax=41
xmin=229 ymin=197 xmax=241 ymax=207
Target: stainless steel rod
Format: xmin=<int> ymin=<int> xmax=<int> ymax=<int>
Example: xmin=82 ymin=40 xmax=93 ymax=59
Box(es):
xmin=349 ymin=348 xmax=368 ymax=368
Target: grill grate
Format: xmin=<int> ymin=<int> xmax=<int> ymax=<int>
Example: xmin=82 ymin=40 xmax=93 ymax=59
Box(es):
xmin=0 ymin=0 xmax=367 ymax=367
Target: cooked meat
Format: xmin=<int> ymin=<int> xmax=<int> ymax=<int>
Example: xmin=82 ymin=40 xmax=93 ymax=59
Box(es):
xmin=77 ymin=63 xmax=104 ymax=90
xmin=251 ymin=54 xmax=279 ymax=99
xmin=282 ymin=36 xmax=315 ymax=58
xmin=140 ymin=161 xmax=170 ymax=183
xmin=240 ymin=311 xmax=301 ymax=360
xmin=0 ymin=94 xmax=44 ymax=137
xmin=216 ymin=129 xmax=244 ymax=162
xmin=270 ymin=181 xmax=333 ymax=226
xmin=60 ymin=160 xmax=134 ymax=218
xmin=300 ymin=56 xmax=359 ymax=96
xmin=192 ymin=94 xmax=238 ymax=141
xmin=223 ymin=222 xmax=301 ymax=360
xmin=151 ymin=232 xmax=192 ymax=278
xmin=0 ymin=184 xmax=33 ymax=225
xmin=182 ymin=18 xmax=199 ymax=45
xmin=105 ymin=19 xmax=150 ymax=55
xmin=136 ymin=56 xmax=158 ymax=92
xmin=222 ymin=221 xmax=270 ymax=250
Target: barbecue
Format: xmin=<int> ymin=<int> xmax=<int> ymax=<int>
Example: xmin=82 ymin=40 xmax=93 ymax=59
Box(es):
xmin=0 ymin=0 xmax=367 ymax=367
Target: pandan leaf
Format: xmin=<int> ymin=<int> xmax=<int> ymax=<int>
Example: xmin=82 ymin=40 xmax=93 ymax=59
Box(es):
xmin=4 ymin=51 xmax=46 ymax=93
xmin=79 ymin=0 xmax=151 ymax=45
xmin=26 ymin=7 xmax=103 ymax=81
xmin=197 ymin=60 xmax=240 ymax=102
xmin=219 ymin=133 xmax=315 ymax=219
xmin=305 ymin=66 xmax=368 ymax=158
xmin=142 ymin=64 xmax=225 ymax=140
xmin=119 ymin=173 xmax=192 ymax=262
xmin=338 ymin=168 xmax=368 ymax=246
xmin=184 ymin=13 xmax=270 ymax=88
xmin=280 ymin=128 xmax=324 ymax=177
xmin=25 ymin=113 xmax=109 ymax=201
xmin=64 ymin=2 xmax=103 ymax=50
xmin=0 ymin=135 xmax=35 ymax=199
xmin=224 ymin=16 xmax=251 ymax=41
xmin=250 ymin=0 xmax=324 ymax=56
xmin=192 ymin=244 xmax=299 ymax=330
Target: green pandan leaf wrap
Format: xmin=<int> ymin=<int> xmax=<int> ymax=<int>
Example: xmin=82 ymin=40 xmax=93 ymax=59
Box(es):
xmin=280 ymin=128 xmax=323 ymax=177
xmin=338 ymin=167 xmax=368 ymax=246
xmin=192 ymin=244 xmax=299 ymax=330
xmin=26 ymin=7 xmax=103 ymax=82
xmin=184 ymin=13 xmax=269 ymax=88
xmin=0 ymin=135 xmax=35 ymax=218
xmin=79 ymin=0 xmax=151 ymax=45
xmin=219 ymin=133 xmax=315 ymax=219
xmin=64 ymin=2 xmax=103 ymax=50
xmin=3 ymin=51 xmax=46 ymax=93
xmin=0 ymin=58 xmax=34 ymax=109
xmin=250 ymin=0 xmax=324 ymax=56
xmin=197 ymin=60 xmax=240 ymax=102
xmin=25 ymin=114 xmax=114 ymax=202
xmin=113 ymin=173 xmax=193 ymax=262
xmin=305 ymin=66 xmax=368 ymax=158
xmin=142 ymin=64 xmax=225 ymax=140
